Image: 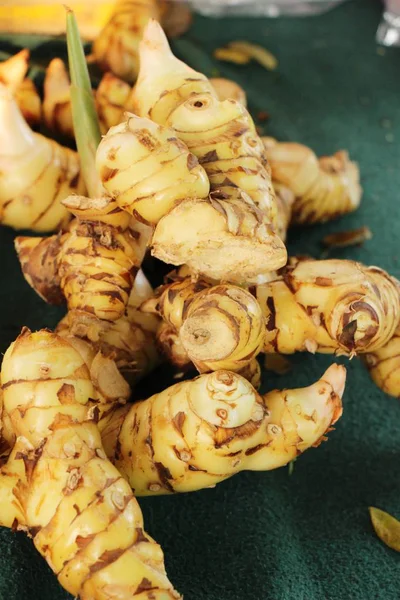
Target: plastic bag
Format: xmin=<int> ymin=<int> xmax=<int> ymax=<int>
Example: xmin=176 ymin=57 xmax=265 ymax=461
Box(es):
xmin=187 ymin=0 xmax=346 ymax=17
xmin=377 ymin=0 xmax=400 ymax=46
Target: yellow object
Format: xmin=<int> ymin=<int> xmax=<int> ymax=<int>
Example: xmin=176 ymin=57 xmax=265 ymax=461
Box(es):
xmin=101 ymin=365 xmax=345 ymax=495
xmin=256 ymin=257 xmax=400 ymax=356
xmin=263 ymin=137 xmax=362 ymax=225
xmin=43 ymin=59 xmax=132 ymax=138
xmin=369 ymin=507 xmax=400 ymax=553
xmin=16 ymin=196 xmax=143 ymax=322
xmin=210 ymin=77 xmax=247 ymax=106
xmin=131 ymin=22 xmax=279 ymax=222
xmin=97 ymin=113 xmax=210 ymax=224
xmin=127 ymin=19 xmax=216 ymax=120
xmin=143 ymin=276 xmax=266 ymax=373
xmin=96 ymin=72 xmax=131 ymax=133
xmin=214 ymin=47 xmax=251 ymax=65
xmin=152 ymin=191 xmax=287 ymax=285
xmin=0 ymin=1 xmax=115 ymax=40
xmin=228 ymin=41 xmax=278 ymax=71
xmin=364 ymin=323 xmax=400 ymax=398
xmin=43 ymin=58 xmax=74 ymax=137
xmin=0 ymin=49 xmax=41 ymax=126
xmin=129 ymin=21 xmax=286 ymax=277
xmin=0 ymin=84 xmax=83 ymax=232
xmin=0 ymin=48 xmax=29 ymax=89
xmin=97 ymin=110 xmax=286 ymax=284
xmin=57 ymin=269 xmax=160 ymax=386
xmin=93 ymin=0 xmax=162 ymax=82
xmin=0 ymin=328 xmax=181 ymax=598
xmin=13 ymin=77 xmax=41 ymax=126
xmin=273 ymin=182 xmax=295 ymax=241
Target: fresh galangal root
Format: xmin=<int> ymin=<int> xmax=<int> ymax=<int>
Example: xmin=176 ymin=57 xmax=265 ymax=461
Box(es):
xmin=209 ymin=77 xmax=247 ymax=106
xmin=0 ymin=84 xmax=83 ymax=232
xmin=43 ymin=58 xmax=74 ymax=137
xmin=92 ymin=0 xmax=162 ymax=82
xmin=96 ymin=113 xmax=210 ymax=224
xmin=97 ymin=112 xmax=287 ymax=284
xmin=100 ymin=365 xmax=345 ymax=495
xmin=255 ymin=257 xmax=400 ymax=356
xmin=0 ymin=328 xmax=181 ymax=599
xmin=43 ymin=58 xmax=132 ymax=137
xmin=0 ymin=49 xmax=41 ymax=126
xmin=364 ymin=323 xmax=400 ymax=398
xmin=15 ymin=196 xmax=142 ymax=322
xmin=56 ymin=269 xmax=160 ymax=386
xmin=142 ymin=276 xmax=265 ymax=373
xmin=263 ymin=137 xmax=362 ymax=225
xmin=151 ymin=190 xmax=287 ymax=285
xmin=128 ymin=20 xmax=282 ymax=237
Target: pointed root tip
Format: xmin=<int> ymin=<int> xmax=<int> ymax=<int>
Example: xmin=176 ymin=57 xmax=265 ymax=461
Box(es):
xmin=322 ymin=364 xmax=346 ymax=399
xmin=48 ymin=57 xmax=67 ymax=72
xmin=141 ymin=18 xmax=170 ymax=51
xmin=15 ymin=48 xmax=30 ymax=62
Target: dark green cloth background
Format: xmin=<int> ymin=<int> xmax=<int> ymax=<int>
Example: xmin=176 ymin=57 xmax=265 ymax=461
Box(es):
xmin=0 ymin=0 xmax=399 ymax=598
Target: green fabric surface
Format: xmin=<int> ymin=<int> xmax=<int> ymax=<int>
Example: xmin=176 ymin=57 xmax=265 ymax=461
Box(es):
xmin=1 ymin=0 xmax=400 ymax=598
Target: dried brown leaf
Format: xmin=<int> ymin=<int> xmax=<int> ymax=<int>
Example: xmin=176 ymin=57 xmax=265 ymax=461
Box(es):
xmin=322 ymin=226 xmax=372 ymax=249
xmin=228 ymin=41 xmax=278 ymax=71
xmin=338 ymin=320 xmax=358 ymax=351
xmin=264 ymin=354 xmax=292 ymax=375
xmin=257 ymin=111 xmax=270 ymax=122
xmin=214 ymin=47 xmax=250 ymax=65
xmin=369 ymin=507 xmax=400 ymax=552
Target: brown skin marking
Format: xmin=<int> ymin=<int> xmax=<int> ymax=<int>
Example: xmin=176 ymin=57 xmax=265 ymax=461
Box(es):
xmin=15 ymin=444 xmax=44 ymax=481
xmin=166 ymin=286 xmax=181 ymax=307
xmin=96 ymin=290 xmax=124 ymax=302
xmin=266 ymin=296 xmax=276 ymax=332
xmin=75 ymin=533 xmax=96 ymax=551
xmin=187 ymin=153 xmax=199 ymax=171
xmin=63 ymin=472 xmax=84 ymax=496
xmin=88 ymin=548 xmax=126 ymax=575
xmin=29 ymin=526 xmax=42 ymax=538
xmin=89 ymin=272 xmax=112 ymax=281
xmin=101 ymin=166 xmax=118 ymax=182
xmin=135 ymin=129 xmax=158 ymax=151
xmin=57 ymin=383 xmax=76 ymax=405
xmin=201 ymin=149 xmax=219 ymax=164
xmin=135 ymin=528 xmax=150 ymax=544
xmin=154 ymin=462 xmax=174 ymax=492
xmin=107 ymin=147 xmax=118 ymax=161
xmin=134 ymin=578 xmax=155 ymax=595
xmin=210 ymin=190 xmax=230 ymax=201
xmin=115 ymin=438 xmax=122 ymax=461
xmin=315 ymin=276 xmax=333 ymax=286
xmin=245 ymin=442 xmax=271 ymax=456
xmin=188 ymin=465 xmax=207 ymax=473
xmin=338 ymin=320 xmax=358 ymax=350
xmin=220 ymin=177 xmax=239 ymax=188
xmin=214 ymin=420 xmax=261 ymax=448
xmin=172 ymin=412 xmax=186 ymax=437
xmin=233 ymin=126 xmax=249 ymax=137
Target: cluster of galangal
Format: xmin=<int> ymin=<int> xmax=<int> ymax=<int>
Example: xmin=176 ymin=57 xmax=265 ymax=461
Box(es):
xmin=0 ymin=19 xmax=399 ymax=600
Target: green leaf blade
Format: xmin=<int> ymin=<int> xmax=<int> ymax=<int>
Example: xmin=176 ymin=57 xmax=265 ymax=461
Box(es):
xmin=66 ymin=7 xmax=102 ymax=198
